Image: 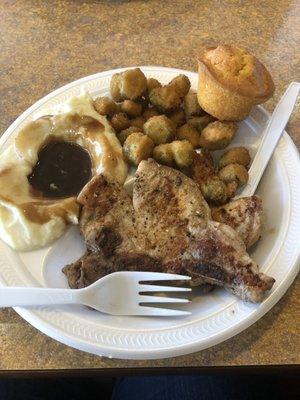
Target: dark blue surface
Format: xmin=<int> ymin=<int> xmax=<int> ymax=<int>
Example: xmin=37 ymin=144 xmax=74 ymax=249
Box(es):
xmin=0 ymin=374 xmax=298 ymax=400
xmin=112 ymin=375 xmax=285 ymax=400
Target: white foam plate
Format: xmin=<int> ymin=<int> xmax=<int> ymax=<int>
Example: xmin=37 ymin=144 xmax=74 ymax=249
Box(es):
xmin=0 ymin=67 xmax=299 ymax=360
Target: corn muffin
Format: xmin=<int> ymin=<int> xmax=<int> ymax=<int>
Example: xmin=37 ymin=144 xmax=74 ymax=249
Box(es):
xmin=197 ymin=45 xmax=274 ymax=121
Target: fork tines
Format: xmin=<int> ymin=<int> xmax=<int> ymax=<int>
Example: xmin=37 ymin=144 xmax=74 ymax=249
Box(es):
xmin=136 ymin=272 xmax=192 ymax=316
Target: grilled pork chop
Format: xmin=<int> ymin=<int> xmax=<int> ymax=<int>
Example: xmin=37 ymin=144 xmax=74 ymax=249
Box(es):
xmin=134 ymin=160 xmax=274 ymax=302
xmin=62 ymin=175 xmax=162 ymax=288
xmin=63 ymin=160 xmax=274 ymax=302
xmin=211 ymin=196 xmax=263 ymax=249
xmin=77 ymin=174 xmax=141 ymax=254
xmin=133 ymin=160 xmax=211 ymax=262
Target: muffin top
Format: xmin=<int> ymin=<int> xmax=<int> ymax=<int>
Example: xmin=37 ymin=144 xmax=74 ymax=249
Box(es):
xmin=198 ymin=45 xmax=274 ymax=100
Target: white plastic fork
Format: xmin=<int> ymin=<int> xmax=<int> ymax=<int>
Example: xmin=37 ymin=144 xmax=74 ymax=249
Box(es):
xmin=239 ymin=81 xmax=300 ymax=198
xmin=0 ymin=272 xmax=192 ymax=316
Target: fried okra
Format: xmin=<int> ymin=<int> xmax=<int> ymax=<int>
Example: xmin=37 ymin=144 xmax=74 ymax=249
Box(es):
xmin=199 ymin=121 xmax=237 ymax=150
xmin=191 ymin=151 xmax=228 ymax=204
xmin=191 ymin=151 xmax=215 ymax=182
xmin=143 ymin=115 xmax=175 ymax=145
xmin=147 ymin=77 xmax=162 ymax=92
xmin=130 ymin=116 xmax=146 ymax=129
xmin=184 ymin=93 xmax=204 ymax=117
xmin=153 ymin=143 xmax=175 ymax=166
xmin=110 ymin=68 xmax=147 ymax=101
xmin=218 ymin=163 xmax=249 ymax=187
xmin=171 ymin=140 xmax=194 ymax=168
xmin=110 ymin=73 xmax=123 ymax=102
xmin=200 ymin=177 xmax=228 ymax=205
xmin=123 ymin=132 xmax=154 ymax=166
xmin=110 ymin=112 xmax=130 ymax=132
xmin=120 ymin=100 xmax=143 ymax=118
xmin=153 ymin=140 xmax=194 ymax=168
xmin=167 ymin=109 xmax=186 ymax=127
xmin=169 ymin=74 xmax=191 ymax=97
xmin=188 ymin=115 xmax=214 ymax=132
xmin=94 ymin=96 xmax=117 ymax=116
xmin=176 ymin=123 xmax=201 ymax=148
xmin=117 ymin=126 xmax=140 ymax=145
xmin=143 ymin=107 xmax=161 ymax=120
xmin=219 ymin=147 xmax=251 ymax=169
xmin=149 ymin=85 xmax=182 ymax=111
xmin=226 ymin=181 xmax=238 ymax=198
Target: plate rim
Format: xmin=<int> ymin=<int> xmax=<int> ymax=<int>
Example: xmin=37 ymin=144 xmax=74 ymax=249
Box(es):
xmin=0 ymin=66 xmax=299 ymax=360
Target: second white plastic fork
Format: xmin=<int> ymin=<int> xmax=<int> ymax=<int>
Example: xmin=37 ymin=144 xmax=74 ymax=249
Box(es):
xmin=0 ymin=271 xmax=192 ymax=317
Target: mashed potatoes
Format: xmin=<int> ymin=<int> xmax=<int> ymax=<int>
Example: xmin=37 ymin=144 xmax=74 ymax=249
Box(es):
xmin=0 ymin=94 xmax=128 ymax=251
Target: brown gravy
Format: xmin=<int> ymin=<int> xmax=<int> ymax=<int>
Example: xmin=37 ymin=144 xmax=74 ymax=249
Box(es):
xmin=28 ymin=141 xmax=92 ymax=198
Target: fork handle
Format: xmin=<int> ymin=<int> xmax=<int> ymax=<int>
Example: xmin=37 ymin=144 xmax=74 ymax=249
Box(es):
xmin=239 ymin=82 xmax=300 ymax=198
xmin=0 ymin=287 xmax=81 ymax=308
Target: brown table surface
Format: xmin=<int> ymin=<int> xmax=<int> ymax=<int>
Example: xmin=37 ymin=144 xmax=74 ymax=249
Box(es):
xmin=0 ymin=0 xmax=299 ymax=374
